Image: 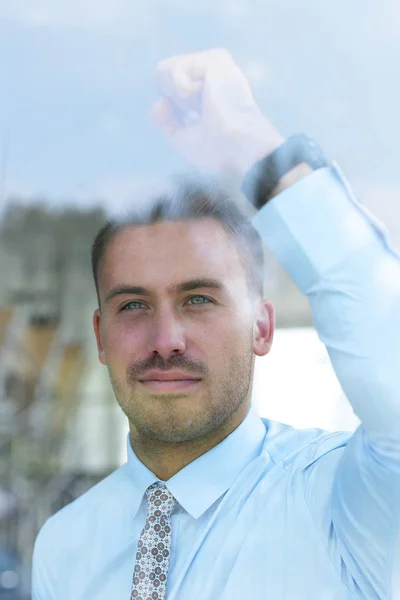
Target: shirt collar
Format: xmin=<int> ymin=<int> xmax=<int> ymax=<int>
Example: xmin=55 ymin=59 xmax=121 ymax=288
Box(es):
xmin=126 ymin=404 xmax=267 ymax=519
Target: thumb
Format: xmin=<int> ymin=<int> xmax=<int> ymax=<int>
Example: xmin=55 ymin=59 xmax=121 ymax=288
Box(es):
xmin=149 ymin=97 xmax=180 ymax=136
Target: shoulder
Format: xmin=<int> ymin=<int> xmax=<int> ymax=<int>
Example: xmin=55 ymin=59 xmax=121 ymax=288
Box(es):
xmin=32 ymin=464 xmax=133 ymax=596
xmin=34 ymin=463 xmax=132 ymax=554
xmin=261 ymin=417 xmax=352 ymax=471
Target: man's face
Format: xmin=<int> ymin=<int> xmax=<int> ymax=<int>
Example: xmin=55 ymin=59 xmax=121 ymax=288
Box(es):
xmin=93 ymin=218 xmax=273 ymax=444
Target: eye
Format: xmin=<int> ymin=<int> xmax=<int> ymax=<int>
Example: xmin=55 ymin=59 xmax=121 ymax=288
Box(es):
xmin=186 ymin=295 xmax=213 ymax=306
xmin=119 ymin=300 xmax=148 ymax=312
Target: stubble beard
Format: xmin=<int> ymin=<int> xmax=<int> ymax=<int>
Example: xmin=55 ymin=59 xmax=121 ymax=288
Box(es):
xmin=109 ymin=349 xmax=254 ymax=445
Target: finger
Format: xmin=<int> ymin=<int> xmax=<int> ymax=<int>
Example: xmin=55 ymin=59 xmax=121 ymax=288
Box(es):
xmin=149 ymin=98 xmax=180 ymax=136
xmin=156 ymin=55 xmax=204 ymax=103
xmin=173 ymin=68 xmax=203 ymax=100
xmin=156 ymin=48 xmax=233 ymax=84
xmin=155 ymin=49 xmax=243 ymax=116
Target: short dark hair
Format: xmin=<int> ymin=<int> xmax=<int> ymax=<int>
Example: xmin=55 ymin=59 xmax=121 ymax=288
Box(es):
xmin=91 ymin=176 xmax=265 ymax=306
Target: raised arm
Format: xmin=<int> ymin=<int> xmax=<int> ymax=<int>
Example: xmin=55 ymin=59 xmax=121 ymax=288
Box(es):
xmin=254 ymin=165 xmax=400 ymax=597
xmin=152 ymin=49 xmax=400 ymax=598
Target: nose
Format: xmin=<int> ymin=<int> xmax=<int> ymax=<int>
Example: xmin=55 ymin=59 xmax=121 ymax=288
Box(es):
xmin=147 ymin=308 xmax=186 ymax=360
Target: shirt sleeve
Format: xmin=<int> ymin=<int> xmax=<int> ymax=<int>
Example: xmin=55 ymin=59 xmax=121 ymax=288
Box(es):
xmin=252 ymin=165 xmax=400 ymax=599
xmin=31 ymin=519 xmax=57 ymax=600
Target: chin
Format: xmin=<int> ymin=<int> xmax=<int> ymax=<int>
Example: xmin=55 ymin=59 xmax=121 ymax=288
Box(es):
xmin=135 ymin=406 xmax=217 ymax=443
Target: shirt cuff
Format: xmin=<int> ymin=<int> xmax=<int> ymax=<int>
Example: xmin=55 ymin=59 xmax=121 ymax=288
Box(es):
xmin=251 ymin=164 xmax=394 ymax=294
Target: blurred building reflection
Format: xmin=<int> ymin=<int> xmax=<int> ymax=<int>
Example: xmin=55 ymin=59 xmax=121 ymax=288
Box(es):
xmin=0 ymin=203 xmax=123 ymax=598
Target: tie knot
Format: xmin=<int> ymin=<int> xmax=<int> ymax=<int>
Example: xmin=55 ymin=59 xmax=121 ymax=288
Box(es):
xmin=145 ymin=482 xmax=177 ymax=517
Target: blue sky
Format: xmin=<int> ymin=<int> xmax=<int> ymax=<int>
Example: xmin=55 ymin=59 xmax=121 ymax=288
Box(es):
xmin=0 ymin=0 xmax=399 ymax=216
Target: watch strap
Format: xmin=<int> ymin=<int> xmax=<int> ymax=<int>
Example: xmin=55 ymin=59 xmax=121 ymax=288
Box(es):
xmin=242 ymin=134 xmax=328 ymax=210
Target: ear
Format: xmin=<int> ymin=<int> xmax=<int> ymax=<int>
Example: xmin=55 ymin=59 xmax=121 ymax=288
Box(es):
xmin=93 ymin=309 xmax=106 ymax=365
xmin=253 ymin=299 xmax=274 ymax=357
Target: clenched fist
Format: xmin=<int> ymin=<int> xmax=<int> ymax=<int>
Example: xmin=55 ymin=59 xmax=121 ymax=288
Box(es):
xmin=151 ymin=48 xmax=284 ymax=177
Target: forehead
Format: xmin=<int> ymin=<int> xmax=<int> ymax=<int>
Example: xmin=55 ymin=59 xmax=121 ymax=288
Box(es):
xmin=99 ymin=218 xmax=247 ymax=294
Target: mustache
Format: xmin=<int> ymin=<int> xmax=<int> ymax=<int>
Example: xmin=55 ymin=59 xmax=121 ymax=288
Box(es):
xmin=126 ymin=354 xmax=209 ymax=384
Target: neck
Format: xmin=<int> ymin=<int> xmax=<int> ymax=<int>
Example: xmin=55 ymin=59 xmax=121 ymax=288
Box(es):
xmin=129 ymin=404 xmax=250 ymax=480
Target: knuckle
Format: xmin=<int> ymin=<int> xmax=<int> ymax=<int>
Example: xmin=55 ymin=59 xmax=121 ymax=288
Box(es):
xmin=210 ymin=47 xmax=233 ymax=62
xmin=156 ymin=54 xmax=181 ymax=75
xmin=156 ymin=58 xmax=173 ymax=76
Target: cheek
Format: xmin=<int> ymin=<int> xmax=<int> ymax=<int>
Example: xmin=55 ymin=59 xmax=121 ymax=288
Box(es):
xmin=103 ymin=320 xmax=148 ymax=362
xmin=203 ymin=320 xmax=252 ymax=359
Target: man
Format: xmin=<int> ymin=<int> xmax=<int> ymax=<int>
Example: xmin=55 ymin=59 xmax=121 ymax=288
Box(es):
xmin=32 ymin=49 xmax=400 ymax=599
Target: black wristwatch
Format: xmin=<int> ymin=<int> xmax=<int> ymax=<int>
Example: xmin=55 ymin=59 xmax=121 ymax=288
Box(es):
xmin=241 ymin=134 xmax=329 ymax=210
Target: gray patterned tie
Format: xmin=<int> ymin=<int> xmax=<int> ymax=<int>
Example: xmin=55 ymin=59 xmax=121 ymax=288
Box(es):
xmin=130 ymin=482 xmax=178 ymax=600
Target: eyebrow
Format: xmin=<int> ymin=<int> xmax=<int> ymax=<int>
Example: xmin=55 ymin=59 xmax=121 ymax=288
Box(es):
xmin=104 ymin=278 xmax=227 ymax=304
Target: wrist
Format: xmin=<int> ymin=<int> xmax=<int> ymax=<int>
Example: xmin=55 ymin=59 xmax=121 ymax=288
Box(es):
xmin=225 ymin=116 xmax=285 ymax=179
xmin=241 ymin=134 xmax=328 ymax=209
xmin=269 ymin=162 xmax=313 ymax=198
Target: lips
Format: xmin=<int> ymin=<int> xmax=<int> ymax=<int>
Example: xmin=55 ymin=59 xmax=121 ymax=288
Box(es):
xmin=139 ymin=370 xmax=200 ymax=382
xmin=138 ymin=370 xmax=201 ymax=392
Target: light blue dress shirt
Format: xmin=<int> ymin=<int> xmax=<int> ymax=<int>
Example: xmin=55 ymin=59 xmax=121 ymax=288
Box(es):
xmin=32 ymin=166 xmax=400 ymax=599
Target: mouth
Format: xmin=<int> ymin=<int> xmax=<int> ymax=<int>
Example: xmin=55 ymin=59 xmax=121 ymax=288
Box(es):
xmin=137 ymin=369 xmax=202 ymax=393
xmin=138 ymin=379 xmax=201 ymax=393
